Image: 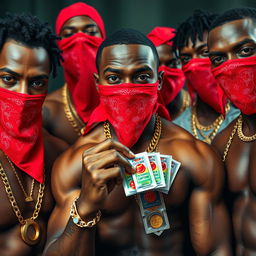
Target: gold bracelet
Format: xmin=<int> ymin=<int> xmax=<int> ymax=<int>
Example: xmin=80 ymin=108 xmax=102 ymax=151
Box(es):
xmin=70 ymin=198 xmax=101 ymax=228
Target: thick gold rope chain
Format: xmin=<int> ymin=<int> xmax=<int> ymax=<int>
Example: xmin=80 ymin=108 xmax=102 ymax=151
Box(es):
xmin=103 ymin=114 xmax=162 ymax=153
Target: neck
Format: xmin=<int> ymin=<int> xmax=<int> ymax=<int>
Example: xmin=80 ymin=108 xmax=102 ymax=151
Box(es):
xmin=195 ymin=96 xmax=220 ymax=126
xmin=166 ymin=90 xmax=184 ymax=119
xmin=241 ymin=113 xmax=256 ymax=136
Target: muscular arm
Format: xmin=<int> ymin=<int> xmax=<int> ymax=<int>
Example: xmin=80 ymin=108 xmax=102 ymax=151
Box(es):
xmin=185 ymin=141 xmax=231 ymax=255
xmin=43 ymin=139 xmax=135 ymax=256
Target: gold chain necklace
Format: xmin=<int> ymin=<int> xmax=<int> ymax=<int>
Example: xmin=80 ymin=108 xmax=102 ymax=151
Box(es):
xmin=103 ymin=114 xmax=162 ymax=153
xmin=222 ymin=115 xmax=256 ymax=162
xmin=0 ymin=161 xmax=45 ymax=245
xmin=6 ymin=155 xmax=35 ymax=202
xmin=237 ymin=115 xmax=256 ymax=142
xmin=222 ymin=118 xmax=239 ymax=162
xmin=62 ymin=84 xmax=85 ymax=136
xmin=191 ymin=103 xmax=230 ymax=144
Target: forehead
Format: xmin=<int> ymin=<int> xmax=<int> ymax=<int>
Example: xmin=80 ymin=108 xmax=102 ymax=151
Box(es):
xmin=181 ymin=31 xmax=208 ymax=51
xmin=0 ymin=40 xmax=50 ymax=71
xmin=208 ymin=18 xmax=256 ymax=50
xmin=156 ymin=44 xmax=172 ymax=57
xmin=61 ymin=15 xmax=97 ymax=29
xmin=99 ymin=44 xmax=157 ymax=70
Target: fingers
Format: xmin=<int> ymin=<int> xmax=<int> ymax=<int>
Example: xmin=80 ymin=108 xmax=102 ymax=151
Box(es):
xmin=83 ymin=149 xmax=134 ymax=175
xmin=84 ymin=139 xmax=135 ymax=159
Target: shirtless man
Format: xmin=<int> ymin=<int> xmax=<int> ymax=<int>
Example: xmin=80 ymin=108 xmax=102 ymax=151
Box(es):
xmin=44 ymin=28 xmax=230 ymax=256
xmin=147 ymin=26 xmax=189 ymax=120
xmin=0 ymin=13 xmax=66 ymax=255
xmin=172 ymin=10 xmax=240 ymax=144
xmin=43 ymin=2 xmax=106 ymax=145
xmin=208 ymin=7 xmax=256 ymax=255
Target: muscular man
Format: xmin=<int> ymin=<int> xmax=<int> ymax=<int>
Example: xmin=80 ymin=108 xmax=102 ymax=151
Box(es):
xmin=147 ymin=27 xmax=189 ymax=120
xmin=172 ymin=10 xmax=240 ymax=144
xmin=44 ymin=28 xmax=230 ymax=256
xmin=43 ymin=2 xmax=106 ymax=145
xmin=0 ymin=13 xmax=66 ymax=256
xmin=208 ymin=7 xmax=256 ymax=255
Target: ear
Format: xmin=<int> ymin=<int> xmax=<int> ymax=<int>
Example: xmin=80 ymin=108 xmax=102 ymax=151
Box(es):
xmin=93 ymin=73 xmax=99 ymax=91
xmin=158 ymin=70 xmax=164 ymax=91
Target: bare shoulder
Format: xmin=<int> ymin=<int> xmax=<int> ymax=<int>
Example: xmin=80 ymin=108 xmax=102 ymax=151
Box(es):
xmin=51 ymin=124 xmax=106 ymax=204
xmin=161 ymin=119 xmax=223 ymax=196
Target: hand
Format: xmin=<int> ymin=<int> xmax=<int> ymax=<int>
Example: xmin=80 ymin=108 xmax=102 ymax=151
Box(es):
xmin=77 ymin=139 xmax=135 ymax=217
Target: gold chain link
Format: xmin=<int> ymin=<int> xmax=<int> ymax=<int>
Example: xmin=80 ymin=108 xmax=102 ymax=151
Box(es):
xmin=62 ymin=84 xmax=85 ymax=136
xmin=6 ymin=155 xmax=35 ymax=202
xmin=103 ymin=114 xmax=162 ymax=153
xmin=237 ymin=115 xmax=256 ymax=142
xmin=222 ymin=118 xmax=239 ymax=162
xmin=191 ymin=103 xmax=230 ymax=144
xmin=0 ymin=161 xmax=45 ymax=224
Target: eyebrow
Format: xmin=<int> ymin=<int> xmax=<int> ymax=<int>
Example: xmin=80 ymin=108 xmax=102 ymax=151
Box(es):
xmin=0 ymin=68 xmax=49 ymax=80
xmin=0 ymin=68 xmax=21 ymax=77
xmin=61 ymin=23 xmax=97 ymax=32
xmin=195 ymin=43 xmax=207 ymax=52
xmin=103 ymin=66 xmax=153 ymax=75
xmin=232 ymin=38 xmax=256 ymax=51
xmin=208 ymin=38 xmax=256 ymax=57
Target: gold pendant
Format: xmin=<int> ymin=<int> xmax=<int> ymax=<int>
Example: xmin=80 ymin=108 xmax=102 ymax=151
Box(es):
xmin=20 ymin=219 xmax=41 ymax=245
xmin=204 ymin=137 xmax=211 ymax=144
xmin=25 ymin=196 xmax=33 ymax=202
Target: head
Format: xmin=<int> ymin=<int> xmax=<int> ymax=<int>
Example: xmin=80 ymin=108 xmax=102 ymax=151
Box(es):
xmin=208 ymin=7 xmax=256 ymax=68
xmin=0 ymin=13 xmax=61 ymax=95
xmin=95 ymin=28 xmax=161 ymax=86
xmin=173 ymin=10 xmax=218 ymax=65
xmin=56 ymin=2 xmax=105 ymax=39
xmin=147 ymin=27 xmax=180 ymax=68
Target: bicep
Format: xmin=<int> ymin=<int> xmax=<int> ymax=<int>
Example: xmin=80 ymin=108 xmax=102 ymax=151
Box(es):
xmin=189 ymin=189 xmax=215 ymax=255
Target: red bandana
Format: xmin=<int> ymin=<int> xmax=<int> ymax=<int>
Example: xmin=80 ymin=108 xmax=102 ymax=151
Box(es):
xmin=158 ymin=65 xmax=185 ymax=105
xmin=147 ymin=27 xmax=176 ymax=46
xmin=84 ymin=83 xmax=169 ymax=148
xmin=58 ymin=33 xmax=103 ymax=123
xmin=182 ymin=58 xmax=226 ymax=114
xmin=0 ymin=88 xmax=45 ymax=183
xmin=212 ymin=56 xmax=256 ymax=115
xmin=56 ymin=2 xmax=106 ymax=123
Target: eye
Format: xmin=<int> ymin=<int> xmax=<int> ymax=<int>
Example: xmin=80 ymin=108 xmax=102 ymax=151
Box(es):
xmin=106 ymin=75 xmax=120 ymax=84
xmin=210 ymin=56 xmax=225 ymax=67
xmin=1 ymin=75 xmax=16 ymax=85
xmin=239 ymin=46 xmax=255 ymax=57
xmin=30 ymin=80 xmax=46 ymax=89
xmin=136 ymin=74 xmax=151 ymax=82
xmin=169 ymin=59 xmax=181 ymax=68
xmin=61 ymin=30 xmax=74 ymax=38
xmin=201 ymin=49 xmax=209 ymax=57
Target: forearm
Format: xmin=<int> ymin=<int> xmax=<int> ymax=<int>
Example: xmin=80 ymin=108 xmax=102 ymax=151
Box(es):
xmin=43 ymin=217 xmax=96 ymax=256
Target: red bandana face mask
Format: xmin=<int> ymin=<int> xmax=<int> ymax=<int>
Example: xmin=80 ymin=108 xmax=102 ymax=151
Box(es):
xmin=85 ymin=82 xmax=161 ymax=148
xmin=212 ymin=56 xmax=256 ymax=115
xmin=158 ymin=66 xmax=185 ymax=105
xmin=58 ymin=32 xmax=103 ymax=123
xmin=182 ymin=58 xmax=226 ymax=114
xmin=0 ymin=88 xmax=45 ymax=183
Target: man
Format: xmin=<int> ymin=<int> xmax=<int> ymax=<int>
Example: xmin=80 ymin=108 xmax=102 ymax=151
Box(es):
xmin=172 ymin=10 xmax=240 ymax=144
xmin=208 ymin=7 xmax=256 ymax=255
xmin=44 ymin=28 xmax=230 ymax=256
xmin=147 ymin=26 xmax=189 ymax=120
xmin=0 ymin=13 xmax=66 ymax=255
xmin=43 ymin=2 xmax=106 ymax=145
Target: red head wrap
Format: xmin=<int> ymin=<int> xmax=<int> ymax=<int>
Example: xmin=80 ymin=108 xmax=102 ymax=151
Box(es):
xmin=55 ymin=2 xmax=106 ymax=38
xmin=147 ymin=27 xmax=176 ymax=47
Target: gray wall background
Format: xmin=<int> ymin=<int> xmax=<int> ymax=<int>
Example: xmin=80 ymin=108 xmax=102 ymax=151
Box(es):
xmin=1 ymin=0 xmax=256 ymax=91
